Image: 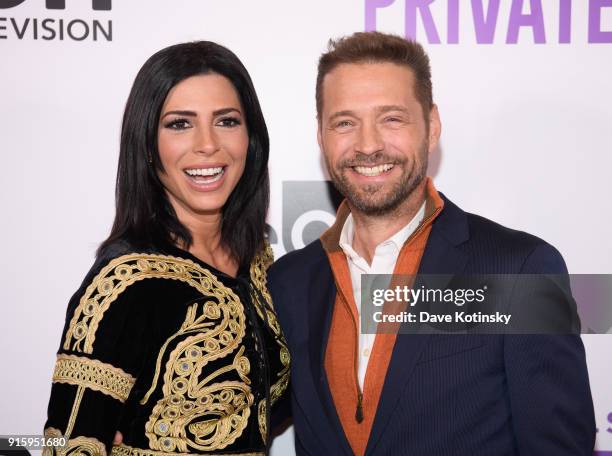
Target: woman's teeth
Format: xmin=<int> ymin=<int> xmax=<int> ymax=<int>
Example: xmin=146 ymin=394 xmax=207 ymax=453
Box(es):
xmin=353 ymin=164 xmax=394 ymax=176
xmin=185 ymin=167 xmax=225 ymax=183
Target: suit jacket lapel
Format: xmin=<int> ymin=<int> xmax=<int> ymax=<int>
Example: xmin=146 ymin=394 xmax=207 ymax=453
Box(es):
xmin=366 ymin=195 xmax=470 ymax=455
xmin=307 ymin=243 xmax=354 ymax=455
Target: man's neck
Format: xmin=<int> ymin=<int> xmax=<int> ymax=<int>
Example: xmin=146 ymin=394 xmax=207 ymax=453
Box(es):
xmin=350 ymin=181 xmax=427 ymax=265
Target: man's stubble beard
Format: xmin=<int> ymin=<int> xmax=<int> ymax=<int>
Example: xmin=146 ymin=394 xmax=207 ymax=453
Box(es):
xmin=326 ymin=142 xmax=428 ymax=217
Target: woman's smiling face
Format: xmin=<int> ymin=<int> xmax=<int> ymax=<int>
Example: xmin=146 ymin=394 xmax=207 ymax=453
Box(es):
xmin=157 ymin=73 xmax=249 ymax=221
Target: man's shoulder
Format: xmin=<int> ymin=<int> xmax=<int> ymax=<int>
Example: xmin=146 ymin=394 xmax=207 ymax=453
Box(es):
xmin=269 ymin=239 xmax=329 ymax=281
xmin=461 ymin=210 xmax=567 ymax=274
xmin=465 ymin=210 xmax=542 ymax=246
xmin=268 ymin=240 xmax=333 ymax=319
xmin=435 ymin=194 xmax=566 ymax=273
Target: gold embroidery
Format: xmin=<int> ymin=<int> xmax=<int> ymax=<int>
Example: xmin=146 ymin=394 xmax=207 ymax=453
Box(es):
xmin=249 ymin=245 xmax=291 ymax=408
xmin=146 ymin=381 xmax=253 ymax=452
xmin=64 ymin=254 xmax=237 ymax=354
xmin=42 ymin=428 xmax=62 ymax=456
xmin=249 ymin=244 xmax=278 ymax=329
xmin=143 ymin=276 xmax=252 ymax=452
xmin=257 ymin=400 xmax=267 ymax=444
xmin=43 ymin=428 xmax=107 ymax=456
xmin=53 ymin=354 xmax=135 ymax=403
xmin=111 ymin=443 xmax=264 ymax=456
xmin=249 ymin=244 xmax=291 ymax=443
xmin=58 ymin=249 xmax=288 ymax=452
xmin=65 ymin=386 xmax=85 ymax=438
xmin=270 ymin=348 xmax=290 ymax=407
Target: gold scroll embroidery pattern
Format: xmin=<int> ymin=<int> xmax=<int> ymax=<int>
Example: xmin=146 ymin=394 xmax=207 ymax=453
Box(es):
xmin=143 ymin=294 xmax=253 ymax=453
xmin=249 ymin=244 xmax=291 ymax=443
xmin=43 ymin=427 xmax=107 ymax=456
xmin=111 ymin=443 xmax=264 ymax=456
xmin=63 ymin=253 xmax=255 ymax=452
xmin=63 ymin=254 xmax=236 ymax=354
xmin=52 ymin=354 xmax=136 ymax=403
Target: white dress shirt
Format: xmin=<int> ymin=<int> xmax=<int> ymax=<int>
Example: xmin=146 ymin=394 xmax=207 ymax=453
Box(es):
xmin=338 ymin=202 xmax=426 ymax=389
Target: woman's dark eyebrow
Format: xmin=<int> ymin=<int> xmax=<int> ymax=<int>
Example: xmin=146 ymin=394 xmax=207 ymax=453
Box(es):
xmin=161 ymin=110 xmax=196 ymax=119
xmin=161 ymin=107 xmax=242 ymax=119
xmin=213 ymin=107 xmax=242 ymax=116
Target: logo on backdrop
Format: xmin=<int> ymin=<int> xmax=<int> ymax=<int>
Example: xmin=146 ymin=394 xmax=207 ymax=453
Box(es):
xmin=270 ymin=181 xmax=343 ymax=255
xmin=365 ymin=0 xmax=612 ymax=44
xmin=0 ymin=0 xmax=112 ymax=41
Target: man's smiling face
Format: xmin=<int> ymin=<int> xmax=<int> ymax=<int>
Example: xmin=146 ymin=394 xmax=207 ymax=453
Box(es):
xmin=318 ymin=62 xmax=440 ymax=216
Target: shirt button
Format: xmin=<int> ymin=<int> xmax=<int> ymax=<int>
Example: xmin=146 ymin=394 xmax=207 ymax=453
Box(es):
xmin=363 ymin=348 xmax=371 ymax=357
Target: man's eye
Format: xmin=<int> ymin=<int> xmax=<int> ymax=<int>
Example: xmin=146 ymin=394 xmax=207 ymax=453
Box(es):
xmin=335 ymin=120 xmax=353 ymax=128
xmin=164 ymin=119 xmax=191 ymax=130
xmin=217 ymin=117 xmax=242 ymax=127
xmin=385 ymin=116 xmax=402 ymax=123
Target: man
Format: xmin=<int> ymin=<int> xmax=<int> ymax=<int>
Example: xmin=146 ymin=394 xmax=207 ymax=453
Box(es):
xmin=268 ymin=32 xmax=595 ymax=455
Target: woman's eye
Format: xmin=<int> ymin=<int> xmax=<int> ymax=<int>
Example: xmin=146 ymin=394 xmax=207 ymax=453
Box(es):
xmin=217 ymin=117 xmax=242 ymax=127
xmin=164 ymin=118 xmax=191 ymax=130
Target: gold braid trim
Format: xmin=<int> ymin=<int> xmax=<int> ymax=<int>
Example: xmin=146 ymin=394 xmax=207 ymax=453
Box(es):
xmin=43 ymin=428 xmax=107 ymax=456
xmin=111 ymin=443 xmax=264 ymax=456
xmin=63 ymin=253 xmax=236 ymax=354
xmin=257 ymin=400 xmax=267 ymax=444
xmin=249 ymin=245 xmax=291 ymax=390
xmin=249 ymin=244 xmax=291 ymax=443
xmin=52 ymin=354 xmax=136 ymax=403
xmin=65 ymin=386 xmax=85 ymax=437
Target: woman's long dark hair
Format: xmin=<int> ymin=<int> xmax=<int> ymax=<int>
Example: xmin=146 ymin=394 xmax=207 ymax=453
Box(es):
xmin=98 ymin=41 xmax=270 ymax=268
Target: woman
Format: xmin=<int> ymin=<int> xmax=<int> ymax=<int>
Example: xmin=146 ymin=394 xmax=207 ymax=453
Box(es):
xmin=44 ymin=41 xmax=289 ymax=456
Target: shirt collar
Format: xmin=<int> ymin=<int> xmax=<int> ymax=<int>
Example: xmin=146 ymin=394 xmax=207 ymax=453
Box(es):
xmin=338 ymin=201 xmax=427 ymax=261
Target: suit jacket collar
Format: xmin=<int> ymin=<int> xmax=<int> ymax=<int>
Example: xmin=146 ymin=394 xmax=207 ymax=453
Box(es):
xmin=366 ymin=192 xmax=470 ymax=454
xmin=306 ymin=245 xmax=354 ymax=455
xmin=310 ymin=181 xmax=471 ymax=454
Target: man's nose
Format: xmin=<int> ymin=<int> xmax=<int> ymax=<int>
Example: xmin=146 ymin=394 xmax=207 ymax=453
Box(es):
xmin=355 ymin=122 xmax=384 ymax=155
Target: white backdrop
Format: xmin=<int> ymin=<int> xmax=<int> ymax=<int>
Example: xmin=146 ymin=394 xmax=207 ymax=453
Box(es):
xmin=1 ymin=1 xmax=611 ymax=454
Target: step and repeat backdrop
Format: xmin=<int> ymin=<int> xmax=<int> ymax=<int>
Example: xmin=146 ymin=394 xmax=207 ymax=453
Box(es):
xmin=1 ymin=1 xmax=611 ymax=454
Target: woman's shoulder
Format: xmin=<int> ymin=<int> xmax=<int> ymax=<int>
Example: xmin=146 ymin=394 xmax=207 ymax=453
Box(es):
xmin=88 ymin=239 xmax=218 ymax=286
xmin=71 ymin=239 xmax=211 ymax=308
xmin=94 ymin=238 xmax=162 ymax=266
xmin=61 ymin=240 xmax=213 ymax=350
xmin=82 ymin=239 xmax=274 ymax=300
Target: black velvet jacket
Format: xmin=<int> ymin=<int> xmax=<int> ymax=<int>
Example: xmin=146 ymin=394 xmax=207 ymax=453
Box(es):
xmin=44 ymin=240 xmax=289 ymax=456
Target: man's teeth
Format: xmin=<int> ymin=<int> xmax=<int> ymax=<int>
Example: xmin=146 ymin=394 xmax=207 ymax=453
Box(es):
xmin=185 ymin=167 xmax=225 ymax=184
xmin=353 ymin=164 xmax=394 ymax=176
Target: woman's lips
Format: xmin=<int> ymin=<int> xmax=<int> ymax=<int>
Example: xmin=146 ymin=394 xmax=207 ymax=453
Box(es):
xmin=183 ymin=166 xmax=227 ymax=190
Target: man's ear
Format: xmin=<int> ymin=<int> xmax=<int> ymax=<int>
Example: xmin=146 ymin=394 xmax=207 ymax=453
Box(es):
xmin=428 ymin=104 xmax=441 ymax=153
xmin=317 ymin=119 xmax=323 ymax=151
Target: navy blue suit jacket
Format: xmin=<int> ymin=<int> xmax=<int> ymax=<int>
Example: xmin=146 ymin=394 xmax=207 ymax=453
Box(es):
xmin=269 ymin=194 xmax=595 ymax=455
